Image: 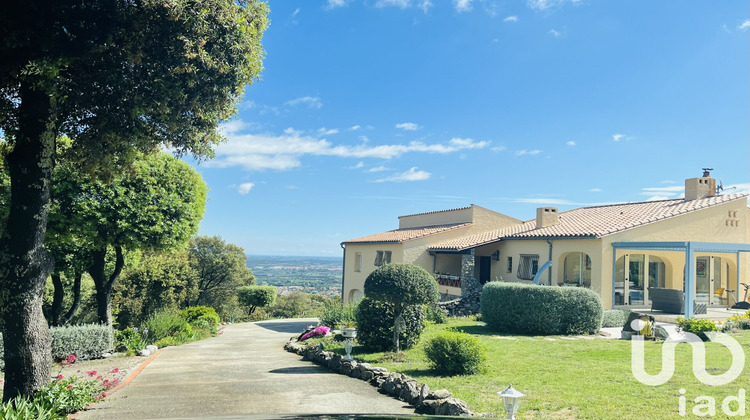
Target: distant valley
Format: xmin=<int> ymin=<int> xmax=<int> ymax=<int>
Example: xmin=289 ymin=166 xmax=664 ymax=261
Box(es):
xmin=246 ymin=255 xmax=342 ymax=298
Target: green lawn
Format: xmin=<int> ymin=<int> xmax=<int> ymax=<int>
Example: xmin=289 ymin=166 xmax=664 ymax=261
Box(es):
xmin=340 ymin=319 xmax=750 ymax=419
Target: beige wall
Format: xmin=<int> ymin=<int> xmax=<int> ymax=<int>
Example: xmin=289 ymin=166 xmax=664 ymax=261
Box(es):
xmin=342 ymin=243 xmax=403 ymax=303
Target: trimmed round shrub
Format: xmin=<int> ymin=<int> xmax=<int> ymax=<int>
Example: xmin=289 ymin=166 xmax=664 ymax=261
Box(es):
xmin=364 ymin=264 xmax=439 ymax=310
xmin=355 ymin=297 xmax=425 ymax=351
xmin=601 ymin=309 xmax=627 ymax=328
xmin=481 ymin=282 xmax=603 ymax=335
xmin=424 ymin=329 xmax=487 ymax=375
xmin=181 ymin=306 xmax=220 ymax=327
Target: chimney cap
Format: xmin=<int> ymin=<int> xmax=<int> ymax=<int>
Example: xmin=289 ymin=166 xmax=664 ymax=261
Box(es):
xmin=702 ymin=167 xmax=713 ymax=177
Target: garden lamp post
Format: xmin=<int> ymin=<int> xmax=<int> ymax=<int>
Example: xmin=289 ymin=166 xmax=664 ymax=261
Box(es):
xmin=498 ymin=384 xmax=525 ymax=420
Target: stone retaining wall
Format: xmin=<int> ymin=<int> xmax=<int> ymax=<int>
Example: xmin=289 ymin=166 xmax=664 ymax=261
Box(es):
xmin=284 ymin=341 xmax=473 ymax=416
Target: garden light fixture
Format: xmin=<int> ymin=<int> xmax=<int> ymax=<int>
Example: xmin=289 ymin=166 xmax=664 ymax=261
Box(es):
xmin=498 ymin=384 xmax=525 ymax=420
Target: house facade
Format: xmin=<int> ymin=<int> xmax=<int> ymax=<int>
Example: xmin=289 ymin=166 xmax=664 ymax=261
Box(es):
xmin=341 ymin=172 xmax=750 ymax=313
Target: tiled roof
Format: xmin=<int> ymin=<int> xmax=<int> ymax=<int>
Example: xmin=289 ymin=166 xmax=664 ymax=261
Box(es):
xmin=342 ymin=223 xmax=472 ymax=244
xmin=431 ymin=194 xmax=748 ymax=251
xmin=398 ymin=205 xmax=473 ymax=219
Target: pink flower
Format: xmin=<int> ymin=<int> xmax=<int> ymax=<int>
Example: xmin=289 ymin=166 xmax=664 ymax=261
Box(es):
xmin=101 ymin=392 xmax=107 ymax=398
xmin=66 ymin=354 xmax=76 ymax=365
xmin=110 ymin=368 xmax=119 ymax=374
xmin=56 ymin=374 xmax=64 ymax=380
xmin=86 ymin=370 xmax=98 ymax=377
xmin=96 ymin=375 xmax=102 ymax=380
xmin=67 ymin=385 xmax=74 ymax=390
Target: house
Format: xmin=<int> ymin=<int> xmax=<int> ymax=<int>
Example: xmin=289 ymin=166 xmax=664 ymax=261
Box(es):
xmin=341 ymin=171 xmax=750 ymax=316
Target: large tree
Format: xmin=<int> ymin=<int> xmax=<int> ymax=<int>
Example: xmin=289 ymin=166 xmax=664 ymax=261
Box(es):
xmin=189 ymin=236 xmax=255 ymax=312
xmin=57 ymin=152 xmax=207 ymax=325
xmin=0 ymin=0 xmax=267 ymax=400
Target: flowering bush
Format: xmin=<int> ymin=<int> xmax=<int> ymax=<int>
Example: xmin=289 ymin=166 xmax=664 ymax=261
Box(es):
xmin=299 ymin=326 xmax=330 ymax=341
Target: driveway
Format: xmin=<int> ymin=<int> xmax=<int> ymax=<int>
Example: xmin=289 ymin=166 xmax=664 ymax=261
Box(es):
xmin=76 ymin=319 xmax=413 ymax=419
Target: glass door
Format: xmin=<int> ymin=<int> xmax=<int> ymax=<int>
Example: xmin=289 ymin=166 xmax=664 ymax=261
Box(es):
xmin=695 ymin=257 xmax=710 ymax=303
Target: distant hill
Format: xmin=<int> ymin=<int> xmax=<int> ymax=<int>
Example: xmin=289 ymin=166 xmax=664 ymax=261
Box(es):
xmin=246 ymin=255 xmax=342 ymax=298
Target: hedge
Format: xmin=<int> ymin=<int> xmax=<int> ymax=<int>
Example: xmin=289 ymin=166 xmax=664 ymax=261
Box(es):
xmin=424 ymin=329 xmax=487 ymax=375
xmin=601 ymin=309 xmax=627 ymax=328
xmin=50 ymin=324 xmax=115 ymax=362
xmin=481 ymin=282 xmax=603 ymax=335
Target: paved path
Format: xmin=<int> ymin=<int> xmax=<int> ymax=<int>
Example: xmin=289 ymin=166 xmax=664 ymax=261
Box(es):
xmin=76 ymin=319 xmax=413 ymax=419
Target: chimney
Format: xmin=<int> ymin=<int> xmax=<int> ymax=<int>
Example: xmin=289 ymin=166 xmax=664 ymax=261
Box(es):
xmin=684 ymin=168 xmax=716 ymax=200
xmin=536 ymin=207 xmax=559 ymax=229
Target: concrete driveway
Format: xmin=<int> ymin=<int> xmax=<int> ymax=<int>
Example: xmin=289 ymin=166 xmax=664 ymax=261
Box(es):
xmin=76 ymin=319 xmax=413 ymax=419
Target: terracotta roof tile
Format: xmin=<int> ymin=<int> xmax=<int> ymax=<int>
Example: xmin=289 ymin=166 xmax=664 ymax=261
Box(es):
xmin=431 ymin=194 xmax=747 ymax=251
xmin=342 ymin=223 xmax=473 ymax=244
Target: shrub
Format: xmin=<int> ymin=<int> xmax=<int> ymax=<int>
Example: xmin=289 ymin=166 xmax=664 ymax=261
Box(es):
xmin=426 ymin=305 xmax=448 ymax=324
xmin=142 ymin=309 xmax=192 ymax=344
xmin=115 ymin=327 xmax=148 ymax=355
xmin=481 ymin=282 xmax=603 ymax=335
xmin=50 ymin=324 xmax=114 ymax=361
xmin=320 ymin=299 xmax=358 ymax=329
xmin=237 ymin=285 xmax=277 ymax=315
xmin=181 ymin=306 xmax=220 ymax=334
xmin=602 ymin=310 xmax=627 ymax=328
xmin=355 ymin=297 xmax=425 ymax=351
xmin=364 ymin=264 xmax=439 ymax=310
xmin=0 ymin=396 xmax=60 ymax=420
xmin=424 ymin=329 xmax=487 ymax=375
xmin=676 ymin=317 xmax=718 ymax=341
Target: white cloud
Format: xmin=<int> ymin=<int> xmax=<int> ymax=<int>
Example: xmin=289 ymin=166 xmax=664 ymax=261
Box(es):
xmin=515 ymin=149 xmax=542 ymax=156
xmin=375 ymin=167 xmax=431 ymax=182
xmin=566 ymin=141 xmax=576 ymax=146
xmin=491 ymin=145 xmax=507 ymax=152
xmin=640 ymin=185 xmax=684 ymax=201
xmin=284 ymin=96 xmax=322 ymax=109
xmin=396 ymin=122 xmax=421 ymax=131
xmin=367 ymin=165 xmax=391 ymax=173
xmin=612 ymin=133 xmax=634 ymax=142
xmin=503 ymin=15 xmax=518 ymax=22
xmin=728 ymin=183 xmax=750 ymax=194
xmin=210 ymin=125 xmax=490 ymax=171
xmin=511 ymin=197 xmax=576 ymax=205
xmin=739 ymin=20 xmax=750 ymax=31
xmin=376 ymin=0 xmax=410 ymax=8
xmin=453 ymin=0 xmax=473 ymax=13
xmin=237 ymin=183 xmax=255 ymax=195
xmin=326 ymin=0 xmax=349 ymax=9
xmin=291 ymin=8 xmax=300 ymax=24
xmin=349 ymin=125 xmax=362 ymax=131
xmin=375 ymin=0 xmax=432 ymax=12
xmin=528 ymin=0 xmax=581 ymax=11
xmin=589 ymin=188 xmax=602 ymax=192
xmin=350 ymin=161 xmax=365 ymax=169
xmin=318 ymin=127 xmax=339 ymax=136
xmin=548 ymin=29 xmax=562 ymax=37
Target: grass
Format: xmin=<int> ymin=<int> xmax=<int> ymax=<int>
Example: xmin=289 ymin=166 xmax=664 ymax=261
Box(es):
xmin=331 ymin=318 xmax=750 ymax=420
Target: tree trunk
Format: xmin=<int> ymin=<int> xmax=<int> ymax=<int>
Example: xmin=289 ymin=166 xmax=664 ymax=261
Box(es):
xmin=88 ymin=245 xmax=125 ymax=326
xmin=60 ymin=270 xmax=83 ymax=325
xmin=51 ymin=272 xmax=64 ymax=326
xmin=0 ymin=82 xmax=57 ymax=402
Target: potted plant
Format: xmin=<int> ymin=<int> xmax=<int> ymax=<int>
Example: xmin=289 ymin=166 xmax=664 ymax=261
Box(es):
xmin=340 ymin=321 xmax=357 ymax=338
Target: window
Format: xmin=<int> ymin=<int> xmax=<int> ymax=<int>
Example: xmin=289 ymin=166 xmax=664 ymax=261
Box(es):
xmin=374 ymin=250 xmax=392 ymax=266
xmin=517 ymin=254 xmax=540 ymax=280
xmin=355 ymin=252 xmax=362 ymax=272
xmin=507 ymin=256 xmax=513 ymax=273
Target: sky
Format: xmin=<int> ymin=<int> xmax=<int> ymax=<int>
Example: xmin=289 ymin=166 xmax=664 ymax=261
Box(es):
xmin=190 ymin=0 xmax=750 ymax=257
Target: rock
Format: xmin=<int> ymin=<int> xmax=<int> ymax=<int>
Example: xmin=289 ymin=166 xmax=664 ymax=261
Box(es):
xmin=653 ymin=325 xmax=670 ymax=340
xmin=416 ymin=399 xmax=442 ymax=414
xmin=101 ymin=352 xmax=112 ymax=358
xmin=380 ymin=379 xmax=397 ymax=396
xmin=429 ymin=389 xmax=452 ymax=400
xmin=139 ymin=349 xmax=151 ymax=357
xmin=370 ymin=377 xmax=386 ymax=387
xmin=358 ymin=362 xmax=372 ymax=371
xmin=146 ymin=345 xmax=158 ymax=353
xmin=399 ymin=381 xmax=420 ymax=405
xmin=419 ymin=383 xmax=431 ymax=405
xmin=436 ymin=397 xmax=472 ymax=416
xmin=623 ymin=312 xmax=654 ymax=333
xmin=361 ymin=370 xmax=374 ymax=381
xmin=370 ymin=367 xmax=388 ymax=373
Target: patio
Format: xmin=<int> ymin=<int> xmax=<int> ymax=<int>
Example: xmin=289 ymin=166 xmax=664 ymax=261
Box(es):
xmin=620 ymin=305 xmax=746 ymax=323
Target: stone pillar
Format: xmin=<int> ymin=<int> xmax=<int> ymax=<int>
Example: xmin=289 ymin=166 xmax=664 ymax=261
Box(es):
xmin=460 ymin=250 xmax=475 ymax=295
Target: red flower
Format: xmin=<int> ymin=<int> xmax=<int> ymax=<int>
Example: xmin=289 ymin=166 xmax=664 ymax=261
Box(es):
xmin=67 ymin=385 xmax=74 ymax=390
xmin=86 ymin=370 xmax=98 ymax=377
xmin=110 ymin=368 xmax=119 ymax=373
xmin=56 ymin=374 xmax=64 ymax=380
xmin=66 ymin=354 xmax=76 ymax=365
xmin=101 ymin=392 xmax=107 ymax=398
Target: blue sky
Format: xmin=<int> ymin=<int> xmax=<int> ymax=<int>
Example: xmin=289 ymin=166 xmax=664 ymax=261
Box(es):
xmin=192 ymin=0 xmax=750 ymax=257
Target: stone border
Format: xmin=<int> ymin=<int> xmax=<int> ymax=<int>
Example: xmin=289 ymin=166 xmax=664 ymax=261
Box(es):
xmin=284 ymin=341 xmax=473 ymax=416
